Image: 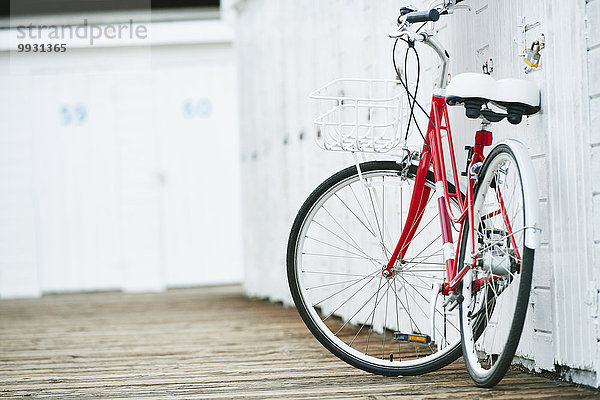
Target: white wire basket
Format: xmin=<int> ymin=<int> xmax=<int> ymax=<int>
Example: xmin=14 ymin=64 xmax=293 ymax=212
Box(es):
xmin=310 ymin=78 xmax=409 ymax=153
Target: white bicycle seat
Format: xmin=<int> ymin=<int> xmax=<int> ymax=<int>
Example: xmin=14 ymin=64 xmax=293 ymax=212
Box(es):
xmin=446 ymin=73 xmax=540 ymax=124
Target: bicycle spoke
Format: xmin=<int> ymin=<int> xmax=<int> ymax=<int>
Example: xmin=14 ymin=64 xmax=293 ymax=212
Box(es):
xmin=313 ymin=219 xmax=374 ymax=258
xmin=393 ymin=278 xmax=402 ymax=357
xmin=388 ymin=277 xmax=423 ymax=334
xmin=392 ymin=277 xmax=443 ymax=356
xmin=302 ymin=252 xmax=376 ymax=260
xmin=365 ymin=276 xmax=385 ymax=355
xmin=321 ymin=271 xmax=381 ymax=320
xmin=349 ymin=184 xmax=377 ymax=236
xmin=310 ymin=220 xmax=378 ymax=263
xmin=402 ymin=250 xmax=445 ymax=271
xmin=402 ymin=272 xmax=445 ymax=282
xmin=406 ymin=213 xmax=440 ymax=248
xmin=367 ymin=182 xmax=384 ymax=242
xmin=315 ymin=269 xmax=379 ymax=308
xmin=331 ymin=194 xmax=376 ymax=238
xmin=306 ymin=276 xmax=375 ymax=290
xmin=334 ymin=277 xmax=389 ymax=336
xmin=302 ymin=269 xmax=376 ymax=278
xmin=348 ymin=282 xmax=389 ymax=347
xmin=383 ymin=176 xmax=386 ymax=258
xmin=401 ymin=233 xmax=443 ymax=267
xmin=364 ymin=180 xmax=387 ymax=255
xmin=383 ymin=279 xmax=390 ymax=359
xmin=305 ymin=235 xmax=380 ymax=264
xmin=398 ymin=273 xmax=460 ymax=333
xmin=396 ymin=191 xmax=437 ymax=255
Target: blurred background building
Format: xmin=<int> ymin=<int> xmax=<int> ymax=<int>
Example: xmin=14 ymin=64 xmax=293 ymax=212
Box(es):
xmin=0 ymin=0 xmax=243 ymax=296
xmin=0 ymin=0 xmax=599 ymax=389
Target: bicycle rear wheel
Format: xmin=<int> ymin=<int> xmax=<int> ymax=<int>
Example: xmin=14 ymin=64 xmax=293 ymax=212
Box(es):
xmin=287 ymin=161 xmax=462 ymax=376
xmin=458 ymin=144 xmax=536 ymax=387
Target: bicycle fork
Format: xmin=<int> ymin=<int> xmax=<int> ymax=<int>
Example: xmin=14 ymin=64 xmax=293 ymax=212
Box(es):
xmin=381 ymin=146 xmax=457 ymax=276
xmin=383 ymin=147 xmax=432 ymax=277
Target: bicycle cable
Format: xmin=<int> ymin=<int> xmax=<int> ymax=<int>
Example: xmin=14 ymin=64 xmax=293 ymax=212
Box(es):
xmin=392 ymin=38 xmax=433 ymax=151
xmin=404 ymin=41 xmax=423 ymax=144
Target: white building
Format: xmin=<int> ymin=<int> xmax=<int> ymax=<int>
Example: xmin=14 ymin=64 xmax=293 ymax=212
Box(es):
xmin=0 ymin=4 xmax=243 ymax=296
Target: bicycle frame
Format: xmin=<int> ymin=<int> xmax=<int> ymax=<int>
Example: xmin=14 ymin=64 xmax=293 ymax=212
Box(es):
xmin=381 ymin=94 xmax=517 ymax=296
xmin=379 ymin=11 xmax=527 ymax=296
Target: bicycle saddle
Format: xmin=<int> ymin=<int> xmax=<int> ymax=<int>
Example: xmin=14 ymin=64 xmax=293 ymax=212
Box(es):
xmin=446 ymin=73 xmax=540 ymax=125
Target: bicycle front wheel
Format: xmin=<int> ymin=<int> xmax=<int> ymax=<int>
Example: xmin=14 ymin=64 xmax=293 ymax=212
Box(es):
xmin=287 ymin=161 xmax=462 ymax=376
xmin=459 ymin=144 xmax=536 ymax=387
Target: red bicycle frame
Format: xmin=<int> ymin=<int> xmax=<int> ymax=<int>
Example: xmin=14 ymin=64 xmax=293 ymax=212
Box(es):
xmin=382 ymin=95 xmax=513 ymax=295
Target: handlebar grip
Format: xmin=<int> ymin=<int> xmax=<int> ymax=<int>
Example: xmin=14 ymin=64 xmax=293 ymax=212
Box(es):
xmin=406 ymin=9 xmax=440 ymax=23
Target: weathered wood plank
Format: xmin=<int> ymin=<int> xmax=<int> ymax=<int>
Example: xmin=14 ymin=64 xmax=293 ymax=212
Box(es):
xmin=0 ymin=286 xmax=598 ymax=399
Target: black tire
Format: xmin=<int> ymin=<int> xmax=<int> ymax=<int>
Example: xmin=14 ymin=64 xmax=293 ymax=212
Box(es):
xmin=458 ymin=145 xmax=535 ymax=387
xmin=287 ymin=161 xmax=463 ymax=376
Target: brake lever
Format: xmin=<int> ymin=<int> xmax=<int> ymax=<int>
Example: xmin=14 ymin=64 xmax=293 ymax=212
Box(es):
xmin=445 ymin=1 xmax=471 ymax=13
xmin=389 ymin=26 xmax=407 ymax=39
xmin=388 ymin=25 xmax=418 ymax=41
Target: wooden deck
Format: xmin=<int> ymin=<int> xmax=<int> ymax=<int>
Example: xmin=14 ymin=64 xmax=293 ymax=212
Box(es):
xmin=0 ymin=285 xmax=597 ymax=399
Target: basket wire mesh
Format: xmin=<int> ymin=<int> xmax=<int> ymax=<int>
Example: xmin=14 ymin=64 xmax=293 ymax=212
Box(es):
xmin=310 ymin=78 xmax=410 ymax=153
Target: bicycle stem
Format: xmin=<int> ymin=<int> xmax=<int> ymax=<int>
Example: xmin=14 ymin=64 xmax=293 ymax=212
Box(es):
xmin=421 ymin=33 xmax=450 ymax=92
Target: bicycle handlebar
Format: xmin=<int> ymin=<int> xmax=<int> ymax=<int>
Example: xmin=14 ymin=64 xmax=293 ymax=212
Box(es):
xmin=392 ymin=1 xmax=466 ymax=91
xmin=403 ymin=0 xmax=466 ymax=24
xmin=406 ymin=9 xmax=440 ymax=23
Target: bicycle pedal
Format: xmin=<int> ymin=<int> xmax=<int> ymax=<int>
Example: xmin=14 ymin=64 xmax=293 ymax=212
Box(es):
xmin=393 ymin=332 xmax=431 ymax=344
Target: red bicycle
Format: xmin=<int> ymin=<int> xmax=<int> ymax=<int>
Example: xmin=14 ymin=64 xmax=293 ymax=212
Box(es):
xmin=287 ymin=0 xmax=542 ymax=388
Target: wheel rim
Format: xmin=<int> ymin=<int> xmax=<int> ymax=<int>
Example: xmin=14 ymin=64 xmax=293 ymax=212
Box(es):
xmin=462 ymin=152 xmax=527 ymax=377
xmin=293 ymin=167 xmax=461 ymax=370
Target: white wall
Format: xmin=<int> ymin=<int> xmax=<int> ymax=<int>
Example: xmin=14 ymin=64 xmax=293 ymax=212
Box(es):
xmin=444 ymin=1 xmax=599 ymax=386
xmin=0 ymin=19 xmax=243 ymax=297
xmin=586 ymin=0 xmax=600 ymax=387
xmin=234 ymin=0 xmax=600 ymax=388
